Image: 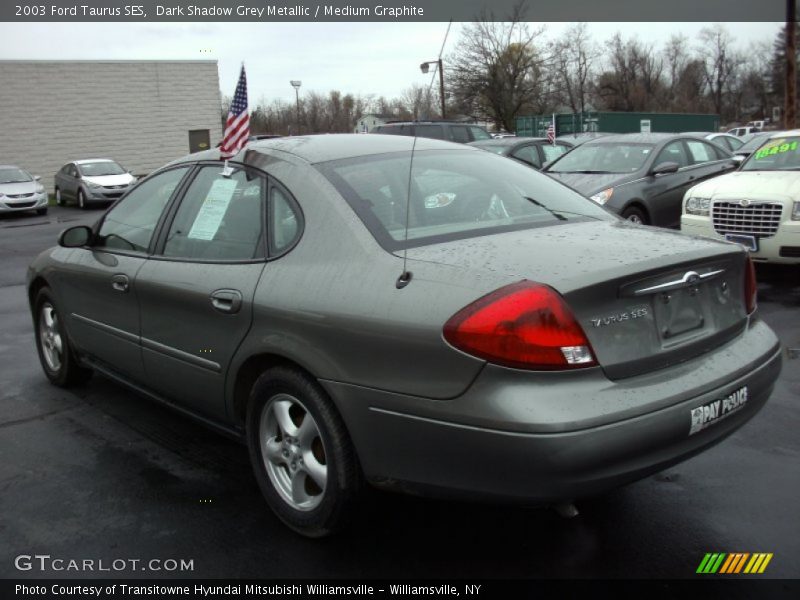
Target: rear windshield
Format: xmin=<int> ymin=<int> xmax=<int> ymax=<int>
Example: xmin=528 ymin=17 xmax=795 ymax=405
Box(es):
xmin=548 ymin=142 xmax=654 ymax=174
xmin=317 ymin=149 xmax=612 ymax=251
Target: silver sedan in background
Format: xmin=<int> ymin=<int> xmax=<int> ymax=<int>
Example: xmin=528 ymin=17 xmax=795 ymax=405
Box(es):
xmin=0 ymin=165 xmax=48 ymax=216
xmin=54 ymin=158 xmax=137 ymax=208
xmin=28 ymin=135 xmax=781 ymax=537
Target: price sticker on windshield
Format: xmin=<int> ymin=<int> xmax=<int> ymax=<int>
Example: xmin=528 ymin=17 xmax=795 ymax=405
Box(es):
xmin=753 ymin=139 xmax=798 ymax=160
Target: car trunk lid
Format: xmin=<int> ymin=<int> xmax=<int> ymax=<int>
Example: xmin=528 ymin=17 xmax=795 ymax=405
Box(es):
xmin=403 ymin=220 xmax=749 ymax=380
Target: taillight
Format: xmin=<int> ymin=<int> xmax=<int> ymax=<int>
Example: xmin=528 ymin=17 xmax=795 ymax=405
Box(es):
xmin=443 ymin=281 xmax=597 ymax=370
xmin=744 ymin=255 xmax=757 ymax=314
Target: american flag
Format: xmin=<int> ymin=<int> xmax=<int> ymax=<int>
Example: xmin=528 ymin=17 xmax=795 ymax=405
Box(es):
xmin=220 ymin=65 xmax=250 ymax=159
xmin=546 ymin=117 xmax=556 ymax=145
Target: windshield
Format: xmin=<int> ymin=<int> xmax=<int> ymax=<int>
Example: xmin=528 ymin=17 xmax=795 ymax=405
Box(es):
xmin=0 ymin=167 xmax=33 ymax=184
xmin=741 ymin=136 xmax=800 ymax=171
xmin=317 ymin=149 xmax=612 ymax=250
xmin=738 ymin=133 xmax=778 ymax=155
xmin=79 ymin=161 xmax=126 ymax=177
xmin=548 ymin=142 xmax=654 ymax=174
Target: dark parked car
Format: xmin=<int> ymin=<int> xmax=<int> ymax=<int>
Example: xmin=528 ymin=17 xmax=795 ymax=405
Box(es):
xmin=54 ymin=159 xmax=137 ymax=209
xmin=28 ymin=135 xmax=780 ymax=537
xmin=543 ymin=133 xmax=738 ymax=226
xmin=734 ymin=131 xmax=781 ymax=159
xmin=468 ymin=137 xmax=574 ymax=170
xmin=372 ymin=121 xmax=491 ymax=143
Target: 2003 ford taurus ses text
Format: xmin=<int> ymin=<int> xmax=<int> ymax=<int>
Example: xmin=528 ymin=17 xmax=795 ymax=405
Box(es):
xmin=27 ymin=135 xmax=782 ymax=537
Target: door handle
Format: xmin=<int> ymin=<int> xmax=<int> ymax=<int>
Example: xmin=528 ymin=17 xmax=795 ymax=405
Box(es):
xmin=210 ymin=289 xmax=243 ymax=314
xmin=111 ymin=274 xmax=129 ymax=293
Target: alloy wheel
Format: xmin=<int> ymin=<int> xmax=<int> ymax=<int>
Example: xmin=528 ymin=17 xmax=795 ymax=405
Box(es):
xmin=39 ymin=302 xmax=63 ymax=372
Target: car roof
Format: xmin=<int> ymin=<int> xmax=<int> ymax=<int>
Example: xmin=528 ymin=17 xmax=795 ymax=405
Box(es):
xmin=72 ymin=158 xmax=116 ymax=164
xmin=580 ymin=132 xmax=707 ymax=145
xmin=0 ymin=164 xmax=24 ymax=169
xmin=769 ymin=129 xmax=800 ymax=138
xmin=182 ymin=134 xmax=479 ymax=165
xmin=469 ymin=137 xmax=548 ymax=147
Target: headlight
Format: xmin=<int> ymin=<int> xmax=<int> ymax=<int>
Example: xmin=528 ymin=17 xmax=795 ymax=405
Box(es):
xmin=685 ymin=197 xmax=711 ymax=216
xmin=35 ymin=185 xmax=45 ymax=194
xmin=589 ymin=188 xmax=613 ymax=205
xmin=793 ymin=201 xmax=800 ymax=221
xmin=85 ymin=180 xmax=102 ymax=189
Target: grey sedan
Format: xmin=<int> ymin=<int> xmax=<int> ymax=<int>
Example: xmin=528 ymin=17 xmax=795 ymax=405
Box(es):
xmin=543 ymin=133 xmax=739 ymax=226
xmin=54 ymin=159 xmax=137 ymax=208
xmin=0 ymin=165 xmax=48 ymax=215
xmin=28 ymin=135 xmax=781 ymax=537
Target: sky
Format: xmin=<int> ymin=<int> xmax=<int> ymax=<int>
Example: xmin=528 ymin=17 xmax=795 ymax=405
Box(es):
xmin=0 ymin=21 xmax=784 ymax=106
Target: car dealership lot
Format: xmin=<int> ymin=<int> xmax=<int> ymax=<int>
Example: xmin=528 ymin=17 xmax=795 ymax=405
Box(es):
xmin=1 ymin=206 xmax=798 ymax=579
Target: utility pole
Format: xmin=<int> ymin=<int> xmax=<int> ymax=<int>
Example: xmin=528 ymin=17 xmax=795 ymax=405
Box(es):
xmin=786 ymin=0 xmax=796 ymax=129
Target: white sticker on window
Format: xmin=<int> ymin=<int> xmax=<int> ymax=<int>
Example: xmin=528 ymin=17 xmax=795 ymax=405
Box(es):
xmin=187 ymin=178 xmax=238 ymax=240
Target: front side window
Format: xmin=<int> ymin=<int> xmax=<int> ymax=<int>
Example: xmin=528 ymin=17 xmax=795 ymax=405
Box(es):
xmin=450 ymin=126 xmax=470 ymax=143
xmin=548 ymin=143 xmax=654 ymax=174
xmin=511 ymin=145 xmax=541 ymax=167
xmin=97 ymin=167 xmax=189 ymax=253
xmin=318 ymin=149 xmax=612 ymax=250
xmin=469 ymin=126 xmax=491 ymax=141
xmin=163 ymin=165 xmax=265 ymax=261
xmin=655 ymin=141 xmax=690 ymax=168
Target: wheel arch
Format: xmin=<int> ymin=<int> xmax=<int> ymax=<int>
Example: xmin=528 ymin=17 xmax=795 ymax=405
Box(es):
xmin=230 ymin=352 xmax=335 ymax=429
xmin=621 ymin=200 xmax=650 ymax=223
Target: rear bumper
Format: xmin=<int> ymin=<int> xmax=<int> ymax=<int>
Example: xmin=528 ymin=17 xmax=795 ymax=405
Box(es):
xmin=322 ymin=320 xmax=781 ymax=502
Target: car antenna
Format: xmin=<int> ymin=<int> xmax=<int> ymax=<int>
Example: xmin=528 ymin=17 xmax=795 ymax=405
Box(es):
xmin=396 ymin=134 xmax=418 ymax=289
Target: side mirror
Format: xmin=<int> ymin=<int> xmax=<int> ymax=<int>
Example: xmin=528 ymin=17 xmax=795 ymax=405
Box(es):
xmin=34 ymin=175 xmax=41 ymax=181
xmin=651 ymin=161 xmax=680 ymax=176
xmin=58 ymin=225 xmax=93 ymax=248
xmin=732 ymin=155 xmax=745 ymax=164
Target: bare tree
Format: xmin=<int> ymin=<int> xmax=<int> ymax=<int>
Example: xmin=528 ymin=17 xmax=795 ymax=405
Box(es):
xmin=448 ymin=5 xmax=552 ymax=131
xmin=595 ymin=34 xmax=664 ymax=111
xmin=697 ymin=24 xmax=745 ymax=121
xmin=552 ymin=23 xmax=596 ymax=114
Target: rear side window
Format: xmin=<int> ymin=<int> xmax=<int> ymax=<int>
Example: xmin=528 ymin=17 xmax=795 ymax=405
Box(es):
xmin=469 ymin=126 xmax=491 ymax=141
xmin=687 ymin=140 xmax=722 ymax=164
xmin=511 ymin=145 xmax=541 ymax=168
xmin=163 ymin=165 xmax=265 ymax=261
xmin=450 ymin=126 xmax=470 ymax=143
xmin=270 ymin=185 xmax=301 ymax=253
xmin=415 ymin=125 xmax=445 ymax=140
xmin=374 ymin=125 xmax=411 ymax=136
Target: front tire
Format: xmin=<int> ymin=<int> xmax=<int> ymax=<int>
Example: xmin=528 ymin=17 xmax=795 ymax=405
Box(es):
xmin=622 ymin=206 xmax=648 ymax=224
xmin=33 ymin=287 xmax=92 ymax=387
xmin=77 ymin=188 xmax=86 ymax=209
xmin=55 ymin=188 xmax=63 ymax=206
xmin=246 ymin=366 xmax=362 ymax=537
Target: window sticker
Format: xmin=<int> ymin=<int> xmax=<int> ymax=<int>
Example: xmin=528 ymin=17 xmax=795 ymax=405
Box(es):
xmin=187 ymin=178 xmax=238 ymax=240
xmin=754 ymin=139 xmax=798 ymax=160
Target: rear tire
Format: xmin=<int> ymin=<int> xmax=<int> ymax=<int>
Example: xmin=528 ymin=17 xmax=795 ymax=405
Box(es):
xmin=33 ymin=287 xmax=92 ymax=387
xmin=55 ymin=188 xmax=63 ymax=206
xmin=622 ymin=206 xmax=648 ymax=225
xmin=246 ymin=366 xmax=362 ymax=537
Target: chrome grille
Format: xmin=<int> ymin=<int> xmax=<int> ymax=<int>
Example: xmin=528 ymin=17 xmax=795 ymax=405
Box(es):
xmin=7 ymin=193 xmax=34 ymax=199
xmin=712 ymin=201 xmax=783 ymax=237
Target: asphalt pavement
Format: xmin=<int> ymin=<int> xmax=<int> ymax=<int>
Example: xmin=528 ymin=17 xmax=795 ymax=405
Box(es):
xmin=1 ymin=206 xmax=798 ymax=579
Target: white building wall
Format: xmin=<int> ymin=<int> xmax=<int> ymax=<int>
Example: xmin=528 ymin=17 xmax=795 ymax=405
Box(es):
xmin=0 ymin=60 xmax=223 ymax=192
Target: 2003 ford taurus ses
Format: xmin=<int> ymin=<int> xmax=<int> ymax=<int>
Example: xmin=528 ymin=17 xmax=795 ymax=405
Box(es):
xmin=27 ymin=135 xmax=782 ymax=537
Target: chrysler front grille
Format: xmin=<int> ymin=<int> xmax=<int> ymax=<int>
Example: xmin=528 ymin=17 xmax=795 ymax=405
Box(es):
xmin=712 ymin=202 xmax=782 ymax=237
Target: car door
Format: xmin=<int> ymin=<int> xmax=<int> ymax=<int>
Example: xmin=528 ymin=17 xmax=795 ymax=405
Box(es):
xmin=60 ymin=166 xmax=192 ymax=379
xmin=135 ymin=163 xmax=270 ymax=421
xmin=642 ymin=140 xmax=694 ymax=228
xmin=685 ymin=139 xmax=737 ymax=188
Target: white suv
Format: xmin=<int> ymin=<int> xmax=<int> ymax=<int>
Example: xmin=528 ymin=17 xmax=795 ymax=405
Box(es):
xmin=681 ymin=130 xmax=800 ymax=264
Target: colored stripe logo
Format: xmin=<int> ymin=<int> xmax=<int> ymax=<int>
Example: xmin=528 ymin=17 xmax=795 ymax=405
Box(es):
xmin=697 ymin=553 xmax=773 ymax=574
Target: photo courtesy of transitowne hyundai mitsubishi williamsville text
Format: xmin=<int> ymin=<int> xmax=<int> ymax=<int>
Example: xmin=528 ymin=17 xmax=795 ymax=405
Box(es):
xmin=154 ymin=5 xmax=425 ymax=17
